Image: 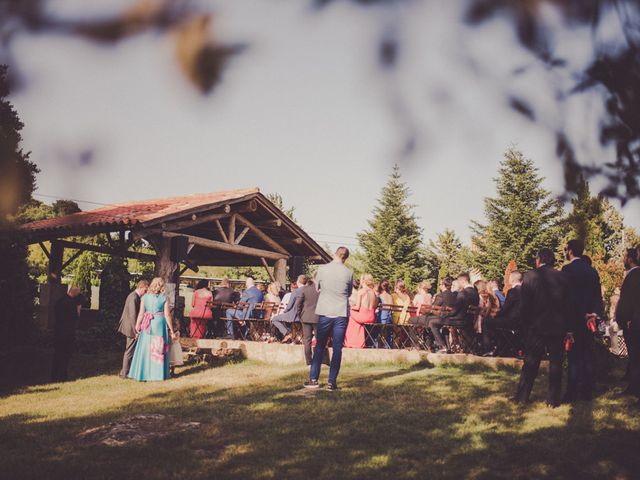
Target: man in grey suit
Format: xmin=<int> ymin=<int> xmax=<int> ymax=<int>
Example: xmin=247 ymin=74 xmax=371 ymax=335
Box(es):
xmin=297 ymin=278 xmax=330 ymax=366
xmin=271 ymin=275 xmax=308 ymax=343
xmin=117 ymin=279 xmax=149 ymax=379
xmin=304 ymin=247 xmax=353 ymax=390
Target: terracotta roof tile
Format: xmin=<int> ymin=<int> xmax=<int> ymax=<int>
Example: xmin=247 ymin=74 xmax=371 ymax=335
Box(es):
xmin=20 ymin=188 xmax=260 ymax=233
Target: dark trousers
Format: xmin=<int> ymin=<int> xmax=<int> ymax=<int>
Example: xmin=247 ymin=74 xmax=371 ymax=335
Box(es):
xmin=515 ymin=333 xmax=564 ymax=405
xmin=51 ymin=348 xmax=72 ymax=382
xmin=482 ymin=316 xmax=513 ymax=351
xmin=624 ymin=330 xmax=640 ymax=396
xmin=309 ymin=316 xmax=347 ymax=385
xmin=302 ymin=322 xmax=330 ymax=366
xmin=429 ymin=317 xmax=470 ymax=349
xmin=566 ymin=332 xmax=596 ymax=400
xmin=120 ymin=336 xmax=137 ymax=378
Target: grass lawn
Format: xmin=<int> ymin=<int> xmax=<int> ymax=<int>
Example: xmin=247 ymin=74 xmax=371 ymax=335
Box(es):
xmin=1 ymin=349 xmax=639 ymax=479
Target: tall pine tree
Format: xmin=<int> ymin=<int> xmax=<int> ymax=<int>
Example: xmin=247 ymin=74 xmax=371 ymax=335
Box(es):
xmin=471 ymin=148 xmax=565 ymax=279
xmin=358 ymin=165 xmax=426 ymax=286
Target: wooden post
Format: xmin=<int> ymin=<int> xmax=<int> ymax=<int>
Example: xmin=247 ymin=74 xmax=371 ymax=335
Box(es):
xmin=153 ymin=236 xmax=179 ymax=284
xmin=48 ymin=240 xmax=64 ymax=277
xmin=274 ymin=258 xmax=287 ymax=287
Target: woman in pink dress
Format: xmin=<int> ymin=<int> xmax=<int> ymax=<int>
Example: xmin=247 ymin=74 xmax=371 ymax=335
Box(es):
xmin=190 ymin=279 xmax=213 ymax=339
xmin=344 ymin=274 xmax=378 ymax=348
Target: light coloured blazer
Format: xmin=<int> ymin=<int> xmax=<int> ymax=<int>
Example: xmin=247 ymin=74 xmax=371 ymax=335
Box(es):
xmin=314 ymin=260 xmax=354 ymax=318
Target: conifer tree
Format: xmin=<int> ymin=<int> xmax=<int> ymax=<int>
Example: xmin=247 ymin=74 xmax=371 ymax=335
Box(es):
xmin=358 ymin=165 xmax=426 ymax=286
xmin=471 ymin=148 xmax=565 ymax=279
xmin=0 ymin=65 xmax=39 ymax=338
xmin=427 ymin=229 xmax=472 ymax=286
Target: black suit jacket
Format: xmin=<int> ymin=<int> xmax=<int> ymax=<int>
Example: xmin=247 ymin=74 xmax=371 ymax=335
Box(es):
xmin=446 ymin=286 xmax=479 ymax=322
xmin=214 ymin=287 xmax=237 ymax=304
xmin=561 ymin=258 xmax=604 ymax=333
xmin=521 ymin=265 xmax=570 ymax=336
xmin=297 ymin=284 xmax=320 ymax=324
xmin=616 ymin=268 xmax=640 ymax=331
xmin=432 ymin=290 xmax=457 ymax=309
xmin=117 ymin=290 xmax=141 ymax=338
xmin=495 ymin=285 xmax=521 ymax=326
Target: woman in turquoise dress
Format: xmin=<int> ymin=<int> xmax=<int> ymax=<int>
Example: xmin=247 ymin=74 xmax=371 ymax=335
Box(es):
xmin=128 ymin=277 xmax=175 ymax=382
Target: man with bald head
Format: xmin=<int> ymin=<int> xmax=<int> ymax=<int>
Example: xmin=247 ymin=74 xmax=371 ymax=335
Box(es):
xmin=51 ymin=286 xmax=83 ymax=382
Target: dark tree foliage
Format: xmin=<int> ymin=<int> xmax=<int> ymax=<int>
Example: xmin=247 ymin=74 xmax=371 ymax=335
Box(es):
xmin=0 ymin=64 xmax=38 ymax=339
xmin=463 ymin=0 xmax=640 ymax=203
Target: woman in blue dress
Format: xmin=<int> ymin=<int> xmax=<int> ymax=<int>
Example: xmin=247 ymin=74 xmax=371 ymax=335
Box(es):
xmin=128 ymin=277 xmax=176 ymax=381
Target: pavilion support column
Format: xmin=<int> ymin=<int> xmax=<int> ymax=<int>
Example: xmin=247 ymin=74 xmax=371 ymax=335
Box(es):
xmin=274 ymin=258 xmax=287 ymax=287
xmin=40 ymin=240 xmax=66 ymax=330
xmin=153 ymin=236 xmax=179 ymax=284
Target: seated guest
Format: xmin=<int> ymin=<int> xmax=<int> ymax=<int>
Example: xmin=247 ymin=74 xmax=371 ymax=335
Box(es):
xmin=190 ymin=279 xmax=213 ymax=339
xmin=392 ymin=280 xmax=412 ymax=325
xmin=413 ymin=281 xmax=433 ymax=314
xmin=263 ymin=282 xmax=281 ymax=321
xmin=349 ymin=277 xmax=362 ymax=307
xmin=374 ymin=279 xmax=394 ymax=348
xmin=408 ymin=277 xmax=456 ymax=328
xmin=276 ymin=281 xmax=297 ymax=315
xmin=489 ymin=278 xmax=506 ymax=308
xmin=344 ymin=273 xmax=378 ymax=348
xmin=474 ymin=280 xmax=500 ymax=334
xmin=211 ymin=277 xmax=235 ymax=337
xmin=271 ymin=275 xmax=307 ymax=343
xmin=224 ymin=278 xmax=264 ymax=339
xmin=428 ymin=272 xmax=480 ymax=353
xmin=482 ymin=270 xmax=523 ymax=356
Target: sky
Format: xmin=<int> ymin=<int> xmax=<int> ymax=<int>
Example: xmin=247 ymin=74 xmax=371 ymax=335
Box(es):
xmin=7 ymin=0 xmax=640 ymax=251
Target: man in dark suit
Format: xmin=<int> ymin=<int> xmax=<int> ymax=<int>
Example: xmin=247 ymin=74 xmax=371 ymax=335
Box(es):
xmin=51 ymin=286 xmax=83 ymax=382
xmin=562 ymin=239 xmax=604 ymax=402
xmin=225 ymin=277 xmax=264 ymax=338
xmin=297 ymin=278 xmax=330 ymax=366
xmin=428 ymin=272 xmax=479 ymax=353
xmin=482 ymin=270 xmax=523 ymax=356
xmin=117 ymin=279 xmax=149 ymax=379
xmin=513 ymin=248 xmax=570 ymax=407
xmin=271 ymin=275 xmax=307 ymax=343
xmin=616 ymin=247 xmax=640 ymax=406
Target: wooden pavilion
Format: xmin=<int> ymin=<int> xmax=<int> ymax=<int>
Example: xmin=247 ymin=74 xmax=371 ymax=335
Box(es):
xmin=18 ymin=188 xmax=332 ymax=326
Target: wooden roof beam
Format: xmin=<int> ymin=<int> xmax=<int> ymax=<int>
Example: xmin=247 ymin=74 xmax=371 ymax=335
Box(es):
xmin=57 ymin=239 xmax=156 ymax=262
xmin=235 ymin=213 xmax=289 ymax=255
xmin=162 ymin=232 xmax=288 ymax=261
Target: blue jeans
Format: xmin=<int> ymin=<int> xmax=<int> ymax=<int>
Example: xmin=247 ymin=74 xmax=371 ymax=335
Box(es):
xmin=310 ymin=316 xmax=347 ymax=385
xmin=225 ymin=308 xmax=251 ymax=338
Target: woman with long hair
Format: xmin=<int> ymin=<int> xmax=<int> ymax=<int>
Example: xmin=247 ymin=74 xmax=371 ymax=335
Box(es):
xmin=190 ymin=279 xmax=213 ymax=339
xmin=128 ymin=277 xmax=175 ymax=381
xmin=392 ymin=280 xmax=412 ymax=325
xmin=413 ymin=281 xmax=433 ymax=314
xmin=344 ymin=273 xmax=378 ymax=348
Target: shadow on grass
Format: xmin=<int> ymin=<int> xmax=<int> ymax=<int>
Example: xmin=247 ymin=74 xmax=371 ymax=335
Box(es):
xmin=1 ymin=359 xmax=639 ymax=480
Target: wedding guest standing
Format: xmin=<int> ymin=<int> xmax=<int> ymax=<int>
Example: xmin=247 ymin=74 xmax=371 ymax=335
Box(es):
xmin=117 ymin=279 xmax=149 ymax=379
xmin=562 ymin=239 xmax=604 ymax=403
xmin=616 ymin=247 xmax=640 ymax=406
xmin=344 ymin=273 xmax=378 ymax=348
xmin=51 ymin=286 xmax=83 ymax=382
xmin=305 ymin=247 xmax=353 ymax=390
xmin=513 ymin=249 xmax=570 ymax=407
xmin=128 ymin=277 xmax=175 ymax=382
xmin=190 ymin=279 xmax=213 ymax=339
xmin=297 ymin=278 xmax=330 ymax=366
